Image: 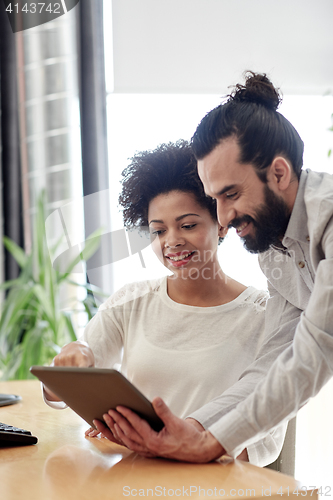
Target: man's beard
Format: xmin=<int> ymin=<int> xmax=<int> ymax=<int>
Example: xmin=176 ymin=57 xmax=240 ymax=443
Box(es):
xmin=230 ymin=185 xmax=291 ymax=254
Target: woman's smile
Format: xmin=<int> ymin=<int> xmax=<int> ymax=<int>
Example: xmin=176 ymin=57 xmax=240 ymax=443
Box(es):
xmin=165 ymin=250 xmax=196 ymax=267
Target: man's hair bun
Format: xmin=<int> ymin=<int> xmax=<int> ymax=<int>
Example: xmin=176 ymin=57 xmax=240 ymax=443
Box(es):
xmin=191 ymin=70 xmax=303 ymax=179
xmin=229 ymin=71 xmax=281 ymax=111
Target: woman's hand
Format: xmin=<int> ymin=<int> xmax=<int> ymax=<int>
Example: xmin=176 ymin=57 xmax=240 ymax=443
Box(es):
xmin=85 ymin=427 xmax=100 ymax=438
xmin=43 ymin=341 xmax=95 ymax=402
xmin=53 ymin=341 xmax=95 ymax=367
xmin=90 ymin=415 xmax=127 ymax=447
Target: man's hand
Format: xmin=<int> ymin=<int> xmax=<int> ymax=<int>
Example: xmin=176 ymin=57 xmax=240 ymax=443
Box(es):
xmin=185 ymin=417 xmax=248 ymax=462
xmin=185 ymin=418 xmax=205 ymax=432
xmin=103 ymin=397 xmax=226 ymax=463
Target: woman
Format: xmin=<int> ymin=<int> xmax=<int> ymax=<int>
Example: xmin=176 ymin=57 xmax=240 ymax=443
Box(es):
xmin=44 ymin=140 xmax=285 ymax=466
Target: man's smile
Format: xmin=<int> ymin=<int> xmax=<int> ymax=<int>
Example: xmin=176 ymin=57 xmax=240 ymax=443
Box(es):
xmin=235 ymin=221 xmax=252 ymax=237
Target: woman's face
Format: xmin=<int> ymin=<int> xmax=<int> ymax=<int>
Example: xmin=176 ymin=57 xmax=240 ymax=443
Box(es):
xmin=148 ymin=190 xmax=226 ymax=280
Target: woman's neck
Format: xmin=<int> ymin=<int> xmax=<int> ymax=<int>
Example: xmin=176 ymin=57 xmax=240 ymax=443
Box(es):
xmin=166 ymin=266 xmax=247 ymax=307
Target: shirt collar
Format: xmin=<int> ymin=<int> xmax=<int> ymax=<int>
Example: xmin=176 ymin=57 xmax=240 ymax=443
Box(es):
xmin=282 ymin=169 xmax=309 ymax=248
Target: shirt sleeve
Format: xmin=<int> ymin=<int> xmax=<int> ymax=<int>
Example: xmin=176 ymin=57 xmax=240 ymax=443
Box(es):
xmin=246 ymin=422 xmax=288 ymax=467
xmin=80 ymin=307 xmax=124 ymax=368
xmin=207 ymin=228 xmax=333 ymax=458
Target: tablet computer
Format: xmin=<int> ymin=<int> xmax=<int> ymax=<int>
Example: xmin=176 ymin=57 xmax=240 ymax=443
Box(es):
xmin=30 ymin=366 xmax=164 ymax=432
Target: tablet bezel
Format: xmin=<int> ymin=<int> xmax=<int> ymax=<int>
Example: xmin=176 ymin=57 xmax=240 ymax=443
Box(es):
xmin=30 ymin=366 xmax=164 ymax=432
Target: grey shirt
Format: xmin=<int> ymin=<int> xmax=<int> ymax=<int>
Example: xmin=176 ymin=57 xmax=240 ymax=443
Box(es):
xmin=189 ymin=169 xmax=333 ymax=457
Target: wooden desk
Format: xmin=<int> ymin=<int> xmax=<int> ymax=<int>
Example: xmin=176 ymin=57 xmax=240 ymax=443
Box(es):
xmin=0 ymin=381 xmax=316 ymax=500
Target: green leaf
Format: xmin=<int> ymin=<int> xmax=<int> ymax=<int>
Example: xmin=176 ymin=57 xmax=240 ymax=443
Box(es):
xmin=58 ymin=228 xmax=103 ymax=280
xmin=3 ymin=237 xmax=28 ymax=268
xmin=17 ymin=326 xmax=45 ymax=379
xmin=32 ymin=284 xmax=57 ymax=332
xmin=62 ymin=313 xmax=77 ymax=342
xmin=0 ymin=190 xmax=107 ymax=380
xmin=0 ymin=278 xmax=22 ymax=292
xmin=0 ymin=343 xmax=24 ymax=380
xmin=0 ymin=286 xmax=36 ymax=340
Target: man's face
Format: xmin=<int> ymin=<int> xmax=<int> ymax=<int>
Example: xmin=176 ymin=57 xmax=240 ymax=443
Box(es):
xmin=197 ymin=137 xmax=291 ymax=253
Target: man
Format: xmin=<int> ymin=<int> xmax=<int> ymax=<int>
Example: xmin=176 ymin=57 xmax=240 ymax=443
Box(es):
xmin=95 ymin=72 xmax=333 ymax=462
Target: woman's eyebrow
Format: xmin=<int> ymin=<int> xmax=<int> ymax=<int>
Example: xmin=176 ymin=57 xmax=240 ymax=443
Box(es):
xmin=148 ymin=213 xmax=200 ymax=225
xmin=175 ymin=213 xmax=200 ymax=221
xmin=148 ymin=219 xmax=163 ymax=225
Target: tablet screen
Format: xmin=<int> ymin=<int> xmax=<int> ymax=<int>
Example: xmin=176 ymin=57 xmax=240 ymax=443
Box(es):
xmin=30 ymin=366 xmax=164 ymax=432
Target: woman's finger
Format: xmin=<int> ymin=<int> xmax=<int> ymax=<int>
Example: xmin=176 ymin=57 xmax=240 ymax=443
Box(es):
xmin=85 ymin=426 xmax=100 ymax=437
xmin=93 ymin=419 xmax=123 ymax=446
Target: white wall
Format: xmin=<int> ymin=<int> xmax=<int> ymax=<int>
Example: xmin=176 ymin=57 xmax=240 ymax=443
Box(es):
xmin=111 ymin=0 xmax=333 ymax=95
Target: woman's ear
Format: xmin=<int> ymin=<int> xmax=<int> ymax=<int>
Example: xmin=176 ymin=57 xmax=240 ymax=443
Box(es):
xmin=218 ymin=226 xmax=228 ymax=239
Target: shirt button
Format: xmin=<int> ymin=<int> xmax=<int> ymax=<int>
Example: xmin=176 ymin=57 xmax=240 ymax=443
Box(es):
xmin=298 ymin=261 xmax=305 ymax=268
xmin=306 ymin=236 xmax=310 ymax=242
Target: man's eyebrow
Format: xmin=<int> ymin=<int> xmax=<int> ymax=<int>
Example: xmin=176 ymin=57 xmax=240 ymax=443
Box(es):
xmin=216 ymin=184 xmax=238 ymax=197
xmin=148 ymin=213 xmax=200 ymax=225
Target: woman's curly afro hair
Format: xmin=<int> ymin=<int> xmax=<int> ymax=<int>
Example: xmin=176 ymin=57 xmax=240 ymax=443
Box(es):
xmin=119 ymin=140 xmax=219 ymax=229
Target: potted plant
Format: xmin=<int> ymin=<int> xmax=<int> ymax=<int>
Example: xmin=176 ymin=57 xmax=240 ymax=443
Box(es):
xmin=0 ymin=192 xmax=105 ymax=380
